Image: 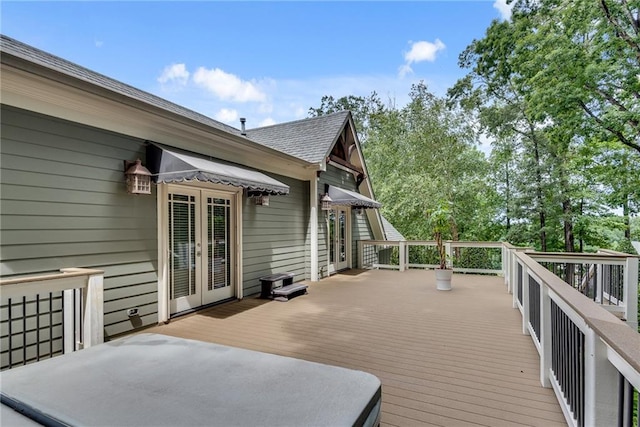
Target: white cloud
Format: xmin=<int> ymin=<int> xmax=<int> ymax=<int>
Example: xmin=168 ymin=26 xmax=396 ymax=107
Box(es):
xmin=214 ymin=108 xmax=239 ymax=123
xmin=193 ymin=67 xmax=266 ymax=103
xmin=404 ymin=39 xmax=446 ymax=64
xmin=94 ymin=40 xmax=104 ymax=48
xmin=493 ymin=0 xmax=514 ymax=21
xmin=399 ymin=39 xmax=446 ymax=78
xmin=155 ymin=72 xmax=456 ymax=134
xmin=258 ymin=118 xmax=276 ymax=127
xmin=158 ymin=63 xmax=190 ymax=86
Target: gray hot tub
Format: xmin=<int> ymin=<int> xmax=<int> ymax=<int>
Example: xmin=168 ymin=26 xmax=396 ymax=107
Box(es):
xmin=1 ymin=333 xmax=381 ymax=426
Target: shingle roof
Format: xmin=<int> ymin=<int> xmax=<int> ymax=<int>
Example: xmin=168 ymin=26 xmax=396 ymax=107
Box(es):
xmin=0 ymin=34 xmax=242 ymax=137
xmin=381 ymin=215 xmax=405 ymax=241
xmin=245 ymin=111 xmax=350 ymax=164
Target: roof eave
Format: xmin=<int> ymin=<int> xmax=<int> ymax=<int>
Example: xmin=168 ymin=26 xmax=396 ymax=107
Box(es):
xmin=0 ymin=51 xmax=313 ymax=180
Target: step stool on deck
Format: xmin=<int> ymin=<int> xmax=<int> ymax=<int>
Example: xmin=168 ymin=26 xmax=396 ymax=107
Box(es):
xmin=259 ymin=272 xmax=308 ymax=301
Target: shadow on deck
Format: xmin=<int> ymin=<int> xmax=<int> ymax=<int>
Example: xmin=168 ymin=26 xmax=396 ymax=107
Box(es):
xmin=145 ymin=269 xmax=565 ymax=426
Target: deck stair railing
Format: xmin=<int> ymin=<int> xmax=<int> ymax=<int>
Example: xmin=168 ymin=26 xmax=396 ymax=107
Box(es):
xmin=0 ymin=268 xmax=104 ymax=371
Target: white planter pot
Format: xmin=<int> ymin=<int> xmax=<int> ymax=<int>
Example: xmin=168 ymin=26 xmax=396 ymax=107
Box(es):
xmin=435 ymin=268 xmax=453 ymax=291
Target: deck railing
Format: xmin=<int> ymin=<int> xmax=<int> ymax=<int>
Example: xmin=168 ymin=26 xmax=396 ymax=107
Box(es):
xmin=360 ymin=239 xmax=639 ymax=427
xmin=0 ymin=268 xmax=104 ymax=370
xmin=358 ymin=240 xmax=503 ymax=273
xmin=505 ymin=247 xmax=639 ymax=427
xmin=526 ymin=250 xmax=638 ymax=330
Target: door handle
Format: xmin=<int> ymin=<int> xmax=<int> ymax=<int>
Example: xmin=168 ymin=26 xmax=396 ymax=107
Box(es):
xmin=196 ymin=251 xmax=201 ymax=257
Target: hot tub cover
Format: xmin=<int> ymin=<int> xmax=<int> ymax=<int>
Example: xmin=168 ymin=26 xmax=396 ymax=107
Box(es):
xmin=147 ymin=143 xmax=290 ymax=195
xmin=0 ymin=333 xmax=381 ymax=427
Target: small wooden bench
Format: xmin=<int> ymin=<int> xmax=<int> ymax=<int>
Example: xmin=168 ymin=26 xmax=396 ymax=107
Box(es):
xmin=259 ymin=272 xmax=308 ymax=301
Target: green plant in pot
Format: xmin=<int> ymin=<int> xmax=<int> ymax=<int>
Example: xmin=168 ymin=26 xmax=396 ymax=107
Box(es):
xmin=426 ymin=203 xmax=453 ymax=290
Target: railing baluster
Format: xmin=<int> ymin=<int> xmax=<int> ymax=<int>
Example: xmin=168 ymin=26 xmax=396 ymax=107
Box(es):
xmin=22 ymin=296 xmax=26 ymax=366
xmin=8 ymin=298 xmax=13 ymax=368
xmin=49 ymin=292 xmax=53 ymax=358
xmin=36 ymin=294 xmax=40 ymax=362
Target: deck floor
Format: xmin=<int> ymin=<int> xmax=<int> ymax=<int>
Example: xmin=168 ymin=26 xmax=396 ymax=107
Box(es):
xmin=145 ymin=269 xmax=565 ymax=426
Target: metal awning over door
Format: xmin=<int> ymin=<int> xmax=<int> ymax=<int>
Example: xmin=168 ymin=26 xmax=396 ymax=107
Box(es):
xmin=147 ymin=143 xmax=290 ymax=195
xmin=327 ymin=185 xmax=381 ymax=208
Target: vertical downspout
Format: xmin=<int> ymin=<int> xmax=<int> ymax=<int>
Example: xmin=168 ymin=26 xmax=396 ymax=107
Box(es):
xmin=157 ymin=183 xmax=169 ymax=324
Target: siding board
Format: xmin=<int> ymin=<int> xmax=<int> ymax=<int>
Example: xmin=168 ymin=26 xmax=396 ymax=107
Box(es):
xmin=0 ymin=106 xmax=158 ymax=338
xmin=242 ymin=175 xmax=309 ymax=295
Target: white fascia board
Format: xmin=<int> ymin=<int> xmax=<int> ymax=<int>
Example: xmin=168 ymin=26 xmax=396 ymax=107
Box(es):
xmin=1 ymin=63 xmax=313 ymax=181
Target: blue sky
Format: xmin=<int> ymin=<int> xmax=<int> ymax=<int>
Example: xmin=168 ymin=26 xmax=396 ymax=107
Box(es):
xmin=2 ymin=1 xmax=512 ymax=129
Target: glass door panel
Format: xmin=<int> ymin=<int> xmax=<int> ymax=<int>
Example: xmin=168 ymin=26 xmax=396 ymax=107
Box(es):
xmin=328 ymin=207 xmax=349 ymax=273
xmin=203 ymin=194 xmax=233 ymax=304
xmin=337 ymin=209 xmax=348 ymax=270
xmin=168 ymin=191 xmax=201 ymax=313
xmin=169 ymin=188 xmax=235 ymax=314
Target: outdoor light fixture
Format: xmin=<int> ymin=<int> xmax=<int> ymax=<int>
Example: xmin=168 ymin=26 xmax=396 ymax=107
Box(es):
xmin=354 ymin=207 xmax=364 ymax=216
xmin=254 ymin=195 xmax=270 ymax=206
xmin=320 ymin=193 xmax=333 ymax=211
xmin=124 ymin=159 xmax=152 ymax=195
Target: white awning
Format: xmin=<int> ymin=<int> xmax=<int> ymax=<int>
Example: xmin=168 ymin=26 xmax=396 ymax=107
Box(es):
xmin=147 ymin=143 xmax=289 ymax=195
xmin=327 ymin=185 xmax=381 ymax=208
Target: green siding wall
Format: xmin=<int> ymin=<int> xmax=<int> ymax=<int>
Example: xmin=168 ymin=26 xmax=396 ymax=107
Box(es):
xmin=242 ymin=175 xmax=309 ymax=296
xmin=318 ymin=165 xmax=374 ymax=276
xmin=352 ymin=210 xmax=374 ymax=266
xmin=0 ymin=106 xmax=158 ymax=339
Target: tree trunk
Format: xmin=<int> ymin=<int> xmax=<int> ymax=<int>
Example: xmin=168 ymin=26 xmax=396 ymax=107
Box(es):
xmin=531 ymin=134 xmax=547 ymax=251
xmin=505 ymin=160 xmax=511 ymax=232
xmin=563 ymin=198 xmax=575 ymax=252
xmin=623 ymin=196 xmax=631 ymax=240
xmin=579 ymin=198 xmax=584 ymax=253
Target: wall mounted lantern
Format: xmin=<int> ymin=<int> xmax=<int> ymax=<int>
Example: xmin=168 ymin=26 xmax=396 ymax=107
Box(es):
xmin=320 ymin=193 xmax=333 ymax=211
xmin=254 ymin=195 xmax=270 ymax=206
xmin=124 ymin=159 xmax=152 ymax=195
xmin=354 ymin=207 xmax=364 ymax=216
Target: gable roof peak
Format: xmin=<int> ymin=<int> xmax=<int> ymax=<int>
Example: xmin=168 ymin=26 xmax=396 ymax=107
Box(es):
xmin=244 ymin=110 xmax=355 ymax=164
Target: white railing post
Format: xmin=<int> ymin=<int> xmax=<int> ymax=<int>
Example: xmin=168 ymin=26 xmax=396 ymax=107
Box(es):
xmin=445 ymin=241 xmax=452 ymax=269
xmin=539 ymin=283 xmax=552 ymax=388
xmin=82 ymin=272 xmax=104 ymax=348
xmin=358 ymin=241 xmax=363 ymax=269
xmin=63 ymin=289 xmax=76 ymax=353
xmin=584 ymin=329 xmax=619 ymax=427
xmin=502 ymin=244 xmax=508 ymax=286
xmin=595 ymin=263 xmax=604 ymax=304
xmin=623 ymin=256 xmax=638 ymax=330
xmin=399 ymin=241 xmax=406 ymax=272
xmin=522 ymin=266 xmax=530 ymax=336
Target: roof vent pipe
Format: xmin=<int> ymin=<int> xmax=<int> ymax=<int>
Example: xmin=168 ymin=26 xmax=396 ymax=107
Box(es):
xmin=240 ymin=117 xmax=246 ymax=136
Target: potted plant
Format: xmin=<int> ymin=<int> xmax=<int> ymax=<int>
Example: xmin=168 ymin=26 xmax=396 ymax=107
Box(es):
xmin=426 ymin=203 xmax=453 ymax=291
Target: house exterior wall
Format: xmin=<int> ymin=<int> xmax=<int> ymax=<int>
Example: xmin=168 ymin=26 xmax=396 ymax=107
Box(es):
xmin=242 ymin=174 xmax=309 ymax=296
xmin=352 ymin=209 xmax=374 ymax=267
xmin=0 ymin=105 xmax=158 ymax=339
xmin=317 ymin=165 xmax=375 ymax=276
xmin=0 ymin=105 xmax=312 ymax=340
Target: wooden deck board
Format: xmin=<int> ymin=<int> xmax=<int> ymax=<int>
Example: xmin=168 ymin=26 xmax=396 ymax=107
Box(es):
xmin=143 ymin=269 xmax=566 ymax=426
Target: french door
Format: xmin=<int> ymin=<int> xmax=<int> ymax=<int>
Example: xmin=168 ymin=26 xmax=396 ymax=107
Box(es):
xmin=328 ymin=207 xmax=349 ymax=273
xmin=168 ymin=188 xmax=234 ymax=314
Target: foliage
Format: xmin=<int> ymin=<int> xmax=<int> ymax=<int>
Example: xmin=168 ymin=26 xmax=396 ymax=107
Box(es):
xmin=309 ymin=1 xmax=639 ymax=255
xmin=454 ymin=248 xmax=502 ymax=271
xmin=449 ymin=0 xmax=640 ymax=253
